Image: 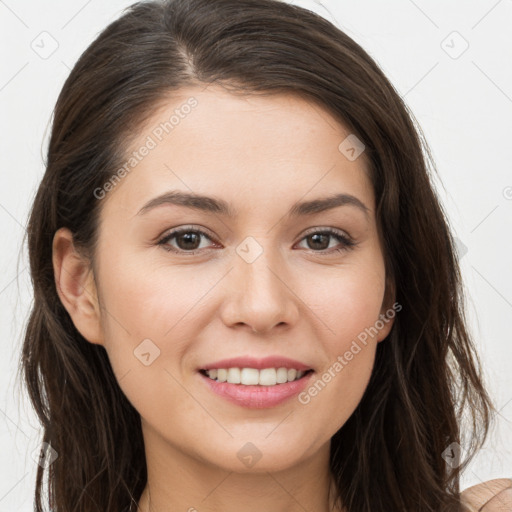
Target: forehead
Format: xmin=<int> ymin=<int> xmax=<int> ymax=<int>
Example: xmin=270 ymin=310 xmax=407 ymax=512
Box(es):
xmin=99 ymin=85 xmax=374 ymax=219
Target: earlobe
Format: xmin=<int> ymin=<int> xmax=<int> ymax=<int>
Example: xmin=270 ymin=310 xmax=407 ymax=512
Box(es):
xmin=376 ymin=308 xmax=396 ymax=342
xmin=52 ymin=227 xmax=104 ymax=346
xmin=377 ymin=274 xmax=397 ymax=342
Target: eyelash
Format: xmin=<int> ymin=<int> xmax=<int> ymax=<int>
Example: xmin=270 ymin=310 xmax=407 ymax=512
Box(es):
xmin=156 ymin=226 xmax=357 ymax=256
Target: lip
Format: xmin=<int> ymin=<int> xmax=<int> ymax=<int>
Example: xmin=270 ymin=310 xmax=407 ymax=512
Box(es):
xmin=199 ymin=369 xmax=314 ymax=409
xmin=198 ymin=356 xmax=313 ymax=372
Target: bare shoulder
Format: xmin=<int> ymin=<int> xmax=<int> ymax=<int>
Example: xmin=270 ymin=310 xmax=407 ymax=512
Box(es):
xmin=460 ymin=478 xmax=512 ymax=511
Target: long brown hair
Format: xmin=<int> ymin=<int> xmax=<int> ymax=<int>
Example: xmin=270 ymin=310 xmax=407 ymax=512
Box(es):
xmin=19 ymin=0 xmax=496 ymax=510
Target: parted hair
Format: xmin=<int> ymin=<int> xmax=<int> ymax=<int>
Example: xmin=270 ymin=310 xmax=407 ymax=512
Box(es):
xmin=20 ymin=0 xmax=495 ymax=510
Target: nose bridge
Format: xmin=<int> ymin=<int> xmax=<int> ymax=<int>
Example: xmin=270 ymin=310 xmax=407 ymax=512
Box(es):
xmin=224 ymin=235 xmax=298 ymax=332
xmin=239 ymin=238 xmax=282 ymax=297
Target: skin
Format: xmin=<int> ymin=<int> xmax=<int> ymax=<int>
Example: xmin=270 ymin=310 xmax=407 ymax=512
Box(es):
xmin=53 ymin=84 xmax=396 ymax=512
xmin=461 ymin=478 xmax=512 ymax=511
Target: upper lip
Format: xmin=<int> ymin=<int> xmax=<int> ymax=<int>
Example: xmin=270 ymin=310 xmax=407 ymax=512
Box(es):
xmin=199 ymin=356 xmax=313 ymax=372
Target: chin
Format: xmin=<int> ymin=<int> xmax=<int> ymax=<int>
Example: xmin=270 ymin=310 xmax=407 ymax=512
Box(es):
xmin=193 ymin=437 xmax=317 ymax=474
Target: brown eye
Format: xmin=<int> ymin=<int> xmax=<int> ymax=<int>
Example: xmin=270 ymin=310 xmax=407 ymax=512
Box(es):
xmin=174 ymin=231 xmax=202 ymax=251
xmin=297 ymin=228 xmax=356 ymax=254
xmin=306 ymin=233 xmax=331 ymax=251
xmin=158 ymin=228 xmax=216 ymax=254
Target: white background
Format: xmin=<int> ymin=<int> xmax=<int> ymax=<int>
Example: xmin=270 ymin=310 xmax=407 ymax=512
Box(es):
xmin=1 ymin=0 xmax=511 ymax=509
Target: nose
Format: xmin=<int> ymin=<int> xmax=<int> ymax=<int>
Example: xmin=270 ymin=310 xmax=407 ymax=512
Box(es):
xmin=219 ymin=245 xmax=300 ymax=335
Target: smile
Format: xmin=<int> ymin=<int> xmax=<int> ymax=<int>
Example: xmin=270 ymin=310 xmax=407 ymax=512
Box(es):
xmin=200 ymin=367 xmax=312 ymax=386
xmin=198 ymin=368 xmax=314 ymax=409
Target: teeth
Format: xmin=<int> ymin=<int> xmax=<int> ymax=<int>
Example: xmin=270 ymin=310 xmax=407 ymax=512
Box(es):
xmin=204 ymin=367 xmax=309 ymax=386
xmin=276 ymin=367 xmax=288 ymax=383
xmin=259 ymin=368 xmax=276 ymax=386
xmin=241 ymin=368 xmax=259 ymax=385
xmin=227 ymin=368 xmax=241 ymax=384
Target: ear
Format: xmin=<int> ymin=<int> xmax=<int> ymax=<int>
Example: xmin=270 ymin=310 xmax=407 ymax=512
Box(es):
xmin=52 ymin=227 xmax=104 ymax=346
xmin=376 ymin=273 xmax=398 ymax=342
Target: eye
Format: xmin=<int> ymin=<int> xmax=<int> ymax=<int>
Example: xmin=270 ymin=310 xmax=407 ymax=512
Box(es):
xmin=295 ymin=228 xmax=356 ymax=254
xmin=157 ymin=226 xmax=217 ymax=255
xmin=157 ymin=226 xmax=356 ymax=255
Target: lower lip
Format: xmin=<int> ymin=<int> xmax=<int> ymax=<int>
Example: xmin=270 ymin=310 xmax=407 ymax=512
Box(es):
xmin=199 ymin=371 xmax=314 ymax=409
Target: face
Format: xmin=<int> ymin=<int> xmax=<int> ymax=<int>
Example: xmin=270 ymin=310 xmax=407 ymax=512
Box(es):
xmin=56 ymin=85 xmax=395 ymax=474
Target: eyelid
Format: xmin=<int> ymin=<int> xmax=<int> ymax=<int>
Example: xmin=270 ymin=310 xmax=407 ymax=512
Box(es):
xmin=157 ymin=225 xmax=218 ymax=249
xmin=300 ymin=225 xmax=353 ymax=240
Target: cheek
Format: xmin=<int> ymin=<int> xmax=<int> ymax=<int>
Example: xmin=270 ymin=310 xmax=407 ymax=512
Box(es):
xmin=98 ymin=248 xmax=198 ymax=335
xmin=305 ymin=262 xmax=386 ymax=344
xmin=95 ymin=256 xmax=197 ymax=419
xmin=301 ymin=263 xmax=386 ymax=419
xmin=96 ymin=251 xmax=227 ymax=390
xmin=298 ymin=347 xmax=376 ymax=441
xmin=298 ymin=270 xmax=383 ymax=429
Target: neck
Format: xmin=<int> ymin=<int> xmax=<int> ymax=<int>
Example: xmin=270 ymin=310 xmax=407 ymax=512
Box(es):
xmin=135 ymin=423 xmax=345 ymax=512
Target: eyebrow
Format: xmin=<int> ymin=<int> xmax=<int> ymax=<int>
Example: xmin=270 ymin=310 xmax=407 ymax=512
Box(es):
xmin=136 ymin=190 xmax=370 ymax=220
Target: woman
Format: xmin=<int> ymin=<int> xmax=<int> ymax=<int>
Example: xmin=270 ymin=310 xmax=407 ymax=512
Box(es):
xmin=20 ymin=0 xmax=511 ymax=510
